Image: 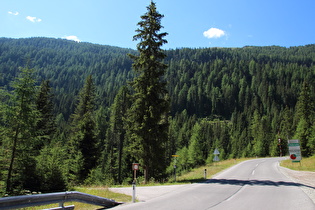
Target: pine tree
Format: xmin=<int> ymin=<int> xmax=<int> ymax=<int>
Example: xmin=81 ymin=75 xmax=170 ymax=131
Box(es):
xmin=3 ymin=67 xmax=39 ymax=194
xmin=35 ymin=80 xmax=56 ymax=149
xmin=188 ymin=122 xmax=204 ymax=166
xmin=293 ymin=81 xmax=314 ymax=156
xmin=36 ymin=144 xmax=66 ymax=192
xmin=67 ymin=75 xmax=98 ymax=183
xmin=126 ymin=1 xmax=169 ymax=183
xmin=106 ymin=86 xmax=131 ymax=184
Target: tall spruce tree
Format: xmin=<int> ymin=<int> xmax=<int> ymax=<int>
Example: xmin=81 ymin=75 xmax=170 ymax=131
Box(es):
xmin=67 ymin=75 xmax=98 ymax=183
xmin=127 ymin=1 xmax=169 ymax=183
xmin=35 ymin=80 xmax=56 ymax=148
xmin=108 ymin=86 xmax=131 ymax=184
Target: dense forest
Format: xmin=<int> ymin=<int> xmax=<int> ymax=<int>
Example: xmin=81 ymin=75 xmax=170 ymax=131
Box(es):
xmin=1 ymin=37 xmax=315 ymax=194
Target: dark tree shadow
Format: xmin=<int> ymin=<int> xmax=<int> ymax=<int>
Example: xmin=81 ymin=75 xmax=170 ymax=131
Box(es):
xmin=199 ymin=178 xmax=315 ymax=190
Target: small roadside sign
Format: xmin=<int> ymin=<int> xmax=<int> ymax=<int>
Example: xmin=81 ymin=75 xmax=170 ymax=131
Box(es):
xmin=132 ymin=163 xmax=139 ymax=170
xmin=213 ymin=148 xmax=220 ymax=162
xmin=288 ymin=139 xmax=302 ymax=162
xmin=213 ymin=148 xmax=220 ymax=155
xmin=213 ymin=156 xmax=220 ymax=162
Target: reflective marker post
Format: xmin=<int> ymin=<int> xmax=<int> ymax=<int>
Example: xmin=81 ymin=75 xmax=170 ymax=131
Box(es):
xmin=132 ymin=181 xmax=136 ymax=203
xmin=132 ymin=163 xmax=139 ymax=203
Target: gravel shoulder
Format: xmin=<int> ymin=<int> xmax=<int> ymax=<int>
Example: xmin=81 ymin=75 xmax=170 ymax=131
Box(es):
xmin=279 ymin=165 xmax=315 ymax=203
xmin=109 ymin=184 xmax=190 ymax=202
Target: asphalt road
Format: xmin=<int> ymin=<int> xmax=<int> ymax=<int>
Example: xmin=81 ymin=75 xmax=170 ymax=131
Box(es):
xmin=113 ymin=157 xmax=315 ymax=210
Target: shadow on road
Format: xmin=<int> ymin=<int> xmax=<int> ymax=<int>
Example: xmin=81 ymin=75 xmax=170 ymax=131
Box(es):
xmin=202 ymin=178 xmax=315 ymax=190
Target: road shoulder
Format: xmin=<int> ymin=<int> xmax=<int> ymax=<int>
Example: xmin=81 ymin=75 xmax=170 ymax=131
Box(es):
xmin=279 ymin=165 xmax=315 ymax=203
xmin=109 ymin=184 xmax=190 ymax=202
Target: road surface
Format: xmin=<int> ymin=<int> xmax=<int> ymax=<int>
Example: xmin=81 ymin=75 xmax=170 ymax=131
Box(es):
xmin=112 ymin=157 xmax=315 ymax=210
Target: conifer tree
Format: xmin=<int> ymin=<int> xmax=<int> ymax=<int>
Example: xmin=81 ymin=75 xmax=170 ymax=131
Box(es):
xmin=108 ymin=86 xmax=131 ymax=183
xmin=67 ymin=75 xmax=98 ymax=183
xmin=294 ymin=81 xmax=314 ymax=156
xmin=3 ymin=67 xmax=39 ymax=194
xmin=188 ymin=122 xmax=204 ymax=166
xmin=36 ymin=80 xmax=56 ymax=148
xmin=127 ymin=1 xmax=169 ymax=183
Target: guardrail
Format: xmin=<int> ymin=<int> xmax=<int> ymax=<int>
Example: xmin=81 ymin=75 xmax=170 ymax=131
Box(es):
xmin=0 ymin=191 xmax=122 ymax=209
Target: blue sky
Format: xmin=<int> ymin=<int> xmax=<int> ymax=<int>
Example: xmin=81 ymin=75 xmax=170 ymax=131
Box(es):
xmin=1 ymin=0 xmax=314 ymax=49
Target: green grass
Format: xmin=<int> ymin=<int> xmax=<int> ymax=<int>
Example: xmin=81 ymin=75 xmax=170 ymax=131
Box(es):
xmin=280 ymin=155 xmax=315 ymax=172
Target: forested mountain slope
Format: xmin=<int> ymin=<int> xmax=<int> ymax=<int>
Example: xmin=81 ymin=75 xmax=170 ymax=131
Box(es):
xmin=0 ymin=37 xmax=314 ymax=193
xmin=0 ymin=37 xmax=134 ymax=118
xmin=165 ymin=46 xmax=315 ymax=117
xmin=1 ymin=38 xmax=314 ymax=119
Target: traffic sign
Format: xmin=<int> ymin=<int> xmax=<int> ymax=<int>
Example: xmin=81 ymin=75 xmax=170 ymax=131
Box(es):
xmin=290 ymin=154 xmax=297 ymax=160
xmin=213 ymin=148 xmax=220 ymax=155
xmin=213 ymin=156 xmax=220 ymax=162
xmin=288 ymin=139 xmax=302 ymax=162
xmin=132 ymin=163 xmax=139 ymax=170
xmin=213 ymin=148 xmax=220 ymax=162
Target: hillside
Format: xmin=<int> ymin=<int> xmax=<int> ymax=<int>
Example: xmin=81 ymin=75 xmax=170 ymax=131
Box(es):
xmin=1 ymin=38 xmax=314 ymax=119
xmin=0 ymin=37 xmax=315 ymax=193
xmin=0 ymin=37 xmax=135 ymax=118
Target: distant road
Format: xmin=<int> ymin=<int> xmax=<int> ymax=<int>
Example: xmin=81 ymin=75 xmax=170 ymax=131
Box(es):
xmin=113 ymin=157 xmax=315 ymax=210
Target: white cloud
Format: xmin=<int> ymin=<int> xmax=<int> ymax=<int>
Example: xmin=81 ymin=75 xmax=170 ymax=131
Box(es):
xmin=26 ymin=16 xmax=42 ymax=23
xmin=63 ymin=35 xmax=81 ymax=42
xmin=203 ymin=28 xmax=226 ymax=39
xmin=8 ymin=11 xmax=19 ymax=16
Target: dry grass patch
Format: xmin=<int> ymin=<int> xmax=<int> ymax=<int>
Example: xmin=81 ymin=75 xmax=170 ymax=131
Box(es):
xmin=280 ymin=156 xmax=315 ymax=172
xmin=176 ymin=158 xmax=250 ymax=183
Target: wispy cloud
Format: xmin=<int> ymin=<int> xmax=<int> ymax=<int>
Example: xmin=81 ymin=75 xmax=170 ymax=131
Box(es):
xmin=63 ymin=35 xmax=81 ymax=42
xmin=203 ymin=28 xmax=226 ymax=39
xmin=8 ymin=11 xmax=19 ymax=16
xmin=26 ymin=16 xmax=42 ymax=23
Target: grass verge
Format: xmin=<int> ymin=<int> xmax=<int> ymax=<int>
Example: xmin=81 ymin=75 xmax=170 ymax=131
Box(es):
xmin=280 ymin=155 xmax=315 ymax=172
xmin=175 ymin=158 xmax=250 ymax=183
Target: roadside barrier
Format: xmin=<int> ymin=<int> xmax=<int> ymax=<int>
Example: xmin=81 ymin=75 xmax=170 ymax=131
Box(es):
xmin=0 ymin=191 xmax=122 ymax=209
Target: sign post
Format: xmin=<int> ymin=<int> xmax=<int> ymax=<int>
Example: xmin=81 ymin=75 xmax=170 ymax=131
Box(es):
xmin=288 ymin=140 xmax=302 ymax=163
xmin=132 ymin=163 xmax=139 ymax=203
xmin=278 ymin=138 xmax=283 ymax=157
xmin=172 ymin=155 xmax=179 ymax=182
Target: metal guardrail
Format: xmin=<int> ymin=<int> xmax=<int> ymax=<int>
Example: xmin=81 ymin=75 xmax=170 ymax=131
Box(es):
xmin=0 ymin=191 xmax=122 ymax=210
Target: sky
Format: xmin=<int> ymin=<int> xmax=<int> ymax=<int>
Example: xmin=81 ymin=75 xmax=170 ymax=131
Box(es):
xmin=1 ymin=0 xmax=315 ymax=49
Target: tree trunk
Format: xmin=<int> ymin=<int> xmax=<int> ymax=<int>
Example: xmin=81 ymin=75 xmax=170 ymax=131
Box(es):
xmin=6 ymin=126 xmax=20 ymax=194
xmin=118 ymin=132 xmax=123 ymax=184
xmin=144 ymin=165 xmax=149 ymax=184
